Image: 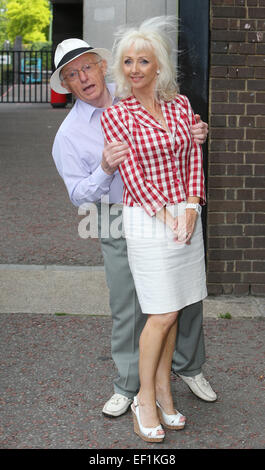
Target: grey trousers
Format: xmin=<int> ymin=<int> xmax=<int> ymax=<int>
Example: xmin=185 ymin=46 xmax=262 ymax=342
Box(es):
xmin=98 ymin=203 xmax=206 ymax=398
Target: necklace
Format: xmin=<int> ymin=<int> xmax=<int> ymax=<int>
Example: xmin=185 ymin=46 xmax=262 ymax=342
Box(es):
xmin=142 ymin=103 xmax=170 ymax=132
xmin=143 ymin=103 xmax=164 ymax=125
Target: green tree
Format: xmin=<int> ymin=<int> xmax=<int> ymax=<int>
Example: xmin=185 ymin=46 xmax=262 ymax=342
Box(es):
xmin=0 ymin=0 xmax=8 ymax=46
xmin=6 ymin=0 xmax=51 ymax=44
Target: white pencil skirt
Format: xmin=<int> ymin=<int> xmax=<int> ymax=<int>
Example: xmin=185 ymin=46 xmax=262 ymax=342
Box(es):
xmin=123 ymin=202 xmax=208 ymax=314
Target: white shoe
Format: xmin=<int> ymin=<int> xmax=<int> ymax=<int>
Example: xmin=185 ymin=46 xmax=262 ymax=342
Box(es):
xmin=102 ymin=393 xmax=133 ymax=417
xmin=156 ymin=401 xmax=186 ymax=430
xmin=178 ymin=373 xmax=217 ymax=402
xmin=131 ymin=396 xmax=165 ymax=443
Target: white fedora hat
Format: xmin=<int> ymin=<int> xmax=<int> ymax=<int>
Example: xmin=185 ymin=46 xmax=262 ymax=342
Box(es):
xmin=50 ymin=38 xmax=112 ymax=94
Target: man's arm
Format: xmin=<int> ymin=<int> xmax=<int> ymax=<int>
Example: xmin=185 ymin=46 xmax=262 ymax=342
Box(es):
xmin=52 ymin=131 xmax=116 ymax=207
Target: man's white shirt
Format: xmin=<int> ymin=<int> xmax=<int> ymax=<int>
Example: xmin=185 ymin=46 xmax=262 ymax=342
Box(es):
xmin=52 ymin=83 xmax=124 ymax=206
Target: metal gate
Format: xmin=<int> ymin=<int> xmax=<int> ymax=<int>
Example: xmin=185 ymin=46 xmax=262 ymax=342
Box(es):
xmin=0 ymin=50 xmax=52 ymax=103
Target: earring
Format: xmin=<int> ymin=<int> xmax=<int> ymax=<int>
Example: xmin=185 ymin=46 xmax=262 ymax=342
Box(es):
xmin=156 ymin=70 xmax=160 ymax=75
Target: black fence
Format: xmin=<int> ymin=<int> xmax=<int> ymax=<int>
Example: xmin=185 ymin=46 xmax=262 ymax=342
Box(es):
xmin=0 ymin=50 xmax=52 ymax=103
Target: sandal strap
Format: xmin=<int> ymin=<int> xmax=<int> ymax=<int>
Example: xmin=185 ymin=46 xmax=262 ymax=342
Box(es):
xmin=132 ymin=396 xmax=165 ymax=438
xmin=156 ymin=400 xmax=185 ymax=426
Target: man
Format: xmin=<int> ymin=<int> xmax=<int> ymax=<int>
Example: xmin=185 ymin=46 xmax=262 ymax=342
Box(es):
xmin=50 ymin=38 xmax=217 ymax=418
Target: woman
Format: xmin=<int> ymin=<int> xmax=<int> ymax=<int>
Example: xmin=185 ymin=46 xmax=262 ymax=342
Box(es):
xmin=101 ymin=16 xmax=207 ymax=443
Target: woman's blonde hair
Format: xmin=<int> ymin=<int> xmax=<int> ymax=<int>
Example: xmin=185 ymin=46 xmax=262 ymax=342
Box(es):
xmin=111 ymin=16 xmax=179 ymax=101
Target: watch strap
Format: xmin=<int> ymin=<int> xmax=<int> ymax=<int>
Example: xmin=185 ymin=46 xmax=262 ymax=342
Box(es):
xmin=186 ymin=203 xmax=202 ymax=214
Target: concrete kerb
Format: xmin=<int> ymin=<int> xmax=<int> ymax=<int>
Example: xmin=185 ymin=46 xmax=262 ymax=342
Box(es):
xmin=0 ymin=264 xmax=264 ymax=318
xmin=0 ymin=264 xmax=109 ymax=316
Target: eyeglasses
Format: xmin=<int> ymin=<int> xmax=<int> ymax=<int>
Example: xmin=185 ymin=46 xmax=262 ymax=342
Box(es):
xmin=61 ymin=61 xmax=102 ymax=82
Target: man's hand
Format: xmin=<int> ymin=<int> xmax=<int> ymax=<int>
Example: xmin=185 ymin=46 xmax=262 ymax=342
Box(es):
xmin=101 ymin=140 xmax=130 ymax=175
xmin=191 ymin=114 xmax=208 ymax=145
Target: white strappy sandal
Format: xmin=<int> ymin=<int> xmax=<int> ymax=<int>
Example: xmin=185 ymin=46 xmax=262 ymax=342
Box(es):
xmin=131 ymin=396 xmax=165 ymax=443
xmin=156 ymin=400 xmax=186 ymax=430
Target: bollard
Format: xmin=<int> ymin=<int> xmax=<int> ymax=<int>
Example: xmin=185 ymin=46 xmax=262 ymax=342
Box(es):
xmin=50 ymin=88 xmax=67 ymax=108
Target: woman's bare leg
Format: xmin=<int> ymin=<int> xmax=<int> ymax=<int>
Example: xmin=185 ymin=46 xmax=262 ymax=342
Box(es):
xmin=136 ymin=311 xmax=178 ymax=429
xmin=155 ymin=316 xmax=183 ymax=414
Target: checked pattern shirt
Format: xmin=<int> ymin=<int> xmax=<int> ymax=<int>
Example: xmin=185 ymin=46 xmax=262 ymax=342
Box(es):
xmin=101 ymin=94 xmax=206 ymax=216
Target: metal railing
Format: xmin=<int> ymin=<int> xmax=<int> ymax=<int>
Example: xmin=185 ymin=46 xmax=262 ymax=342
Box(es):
xmin=0 ymin=50 xmax=53 ymax=103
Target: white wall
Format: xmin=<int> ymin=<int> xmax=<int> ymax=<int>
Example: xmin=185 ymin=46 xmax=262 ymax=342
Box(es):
xmin=83 ymin=0 xmax=178 ymax=59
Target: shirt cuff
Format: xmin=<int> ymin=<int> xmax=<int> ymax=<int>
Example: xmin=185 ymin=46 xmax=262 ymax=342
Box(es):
xmin=94 ymin=164 xmax=115 ymax=186
xmin=142 ymin=200 xmax=166 ymax=217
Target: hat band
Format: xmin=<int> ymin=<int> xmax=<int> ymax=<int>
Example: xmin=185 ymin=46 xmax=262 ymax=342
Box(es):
xmin=57 ymin=47 xmax=94 ymax=69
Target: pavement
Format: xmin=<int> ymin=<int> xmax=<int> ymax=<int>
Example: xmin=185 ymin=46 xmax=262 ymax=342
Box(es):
xmin=0 ymin=103 xmax=264 ymax=452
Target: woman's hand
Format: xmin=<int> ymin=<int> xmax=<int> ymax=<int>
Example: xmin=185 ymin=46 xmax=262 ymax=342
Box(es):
xmin=101 ymin=140 xmax=130 ymax=175
xmin=156 ymin=206 xmax=198 ymax=245
xmin=173 ymin=209 xmax=198 ymax=245
xmin=191 ymin=114 xmax=208 ymax=145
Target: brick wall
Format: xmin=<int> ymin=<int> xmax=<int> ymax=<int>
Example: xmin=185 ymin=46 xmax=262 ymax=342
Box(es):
xmin=208 ymin=0 xmax=265 ymax=295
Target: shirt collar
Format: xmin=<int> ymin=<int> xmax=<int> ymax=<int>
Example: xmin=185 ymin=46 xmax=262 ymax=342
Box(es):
xmin=121 ymin=95 xmax=166 ymax=131
xmin=76 ymin=83 xmax=117 ymax=122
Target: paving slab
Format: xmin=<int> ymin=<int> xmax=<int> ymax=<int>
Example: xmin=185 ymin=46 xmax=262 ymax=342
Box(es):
xmin=0 ymin=264 xmax=264 ymax=318
xmin=0 ymin=264 xmax=109 ymax=315
xmin=0 ymin=313 xmax=264 ymax=450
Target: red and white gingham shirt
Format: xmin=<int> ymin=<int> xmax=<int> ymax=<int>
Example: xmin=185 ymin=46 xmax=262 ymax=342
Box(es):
xmin=101 ymin=94 xmax=206 ymax=216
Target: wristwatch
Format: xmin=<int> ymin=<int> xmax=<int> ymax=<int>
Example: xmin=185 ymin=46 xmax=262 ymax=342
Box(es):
xmin=186 ymin=203 xmax=202 ymax=215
